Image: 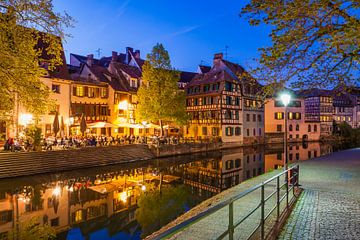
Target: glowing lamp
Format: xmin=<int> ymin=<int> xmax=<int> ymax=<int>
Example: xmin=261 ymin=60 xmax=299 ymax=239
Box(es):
xmin=52 ymin=186 xmax=61 ymax=197
xmin=280 ymin=93 xmax=291 ymax=107
xmin=118 ymin=100 xmax=128 ymax=110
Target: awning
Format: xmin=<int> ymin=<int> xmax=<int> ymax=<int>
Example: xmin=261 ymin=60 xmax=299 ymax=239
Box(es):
xmin=88 ymin=122 xmax=118 ymax=128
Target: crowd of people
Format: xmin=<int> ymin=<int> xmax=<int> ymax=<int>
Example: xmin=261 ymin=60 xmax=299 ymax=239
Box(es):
xmin=1 ymin=134 xmax=206 ymax=152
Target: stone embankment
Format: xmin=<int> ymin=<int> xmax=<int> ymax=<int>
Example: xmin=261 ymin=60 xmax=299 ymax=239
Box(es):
xmin=0 ymin=145 xmax=154 ymax=179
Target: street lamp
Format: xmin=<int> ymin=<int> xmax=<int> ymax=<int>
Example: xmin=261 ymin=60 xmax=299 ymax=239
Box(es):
xmin=280 ymin=93 xmax=291 ymax=172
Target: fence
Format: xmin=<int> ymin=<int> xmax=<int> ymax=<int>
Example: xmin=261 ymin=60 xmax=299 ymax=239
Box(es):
xmin=155 ymin=165 xmax=300 ymax=240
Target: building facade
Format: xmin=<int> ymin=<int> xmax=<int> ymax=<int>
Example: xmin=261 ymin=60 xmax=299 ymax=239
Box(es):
xmin=265 ymin=94 xmax=320 ymax=142
xmin=184 ymin=53 xmax=264 ymax=144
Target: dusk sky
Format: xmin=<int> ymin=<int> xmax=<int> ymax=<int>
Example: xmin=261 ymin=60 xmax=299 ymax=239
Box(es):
xmin=53 ymin=0 xmax=272 ymax=72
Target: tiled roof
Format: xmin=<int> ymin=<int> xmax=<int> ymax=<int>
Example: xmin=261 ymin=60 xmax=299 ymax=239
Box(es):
xmin=88 ymin=64 xmax=131 ymax=92
xmin=113 ymin=62 xmax=142 ymax=79
xmin=297 ymin=88 xmax=333 ymax=98
xmin=198 ymin=65 xmax=211 ymax=73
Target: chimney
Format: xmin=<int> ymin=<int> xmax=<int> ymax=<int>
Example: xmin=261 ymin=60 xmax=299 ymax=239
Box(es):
xmin=213 ymin=53 xmax=223 ymax=67
xmin=111 ymin=51 xmax=118 ymax=62
xmin=134 ymin=50 xmax=140 ymax=59
xmin=87 ymin=54 xmax=94 ymax=66
xmin=126 ymin=47 xmax=134 ymax=64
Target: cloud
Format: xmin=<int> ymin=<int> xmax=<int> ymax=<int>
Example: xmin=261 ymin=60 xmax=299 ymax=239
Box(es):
xmin=166 ymin=25 xmax=201 ymax=39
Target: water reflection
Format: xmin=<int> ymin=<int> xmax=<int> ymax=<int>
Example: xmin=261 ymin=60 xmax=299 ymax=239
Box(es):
xmin=0 ymin=142 xmax=334 ymax=239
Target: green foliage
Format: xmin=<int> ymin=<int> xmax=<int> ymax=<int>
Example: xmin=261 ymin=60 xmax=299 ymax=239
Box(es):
xmin=0 ymin=1 xmax=73 ymax=118
xmin=136 ymin=43 xmax=188 ymax=135
xmin=135 ymin=185 xmax=190 ymax=238
xmin=333 ymin=121 xmax=360 ymax=147
xmin=241 ymin=1 xmax=359 ymax=89
xmin=25 ymin=126 xmax=42 ymax=147
xmin=9 ymin=217 xmax=56 ymax=240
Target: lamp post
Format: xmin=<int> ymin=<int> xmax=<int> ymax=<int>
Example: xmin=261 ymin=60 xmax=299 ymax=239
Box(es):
xmin=280 ymin=93 xmax=291 ymax=172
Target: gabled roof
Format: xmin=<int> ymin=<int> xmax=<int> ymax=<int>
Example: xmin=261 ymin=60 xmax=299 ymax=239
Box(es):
xmin=113 ymin=62 xmax=142 ymax=79
xmin=88 ymin=64 xmax=132 ymax=92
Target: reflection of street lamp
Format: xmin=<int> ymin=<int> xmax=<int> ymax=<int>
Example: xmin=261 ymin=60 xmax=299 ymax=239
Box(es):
xmin=280 ymin=93 xmax=291 ymax=171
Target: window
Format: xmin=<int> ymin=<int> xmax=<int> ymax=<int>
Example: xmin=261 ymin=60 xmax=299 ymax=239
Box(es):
xmin=277 ymin=125 xmax=282 ymax=132
xmin=88 ymin=87 xmax=95 ymax=98
xmin=73 ymin=210 xmax=83 ymax=223
xmin=289 ymin=154 xmax=293 ymax=161
xmin=226 ymin=96 xmax=232 ymax=105
xmin=253 ymin=114 xmax=256 ymax=122
xmin=235 ymin=97 xmax=240 ymax=105
xmin=308 ymin=124 xmax=311 ymax=132
xmin=246 ymin=114 xmax=250 ymax=122
xmin=225 ymin=127 xmax=233 ymax=136
xmin=289 ymin=134 xmax=293 ymax=139
xmin=0 ymin=210 xmax=12 ymax=225
xmin=289 ymin=124 xmax=293 ymax=131
xmin=296 ymin=124 xmax=299 ymax=131
xmin=225 ymin=82 xmax=232 ymax=91
xmin=202 ymin=127 xmax=207 ymax=136
xmin=45 ymin=124 xmax=51 ymax=135
xmin=194 ymin=98 xmax=198 ymax=106
xmin=235 ymin=111 xmax=239 ymax=120
xmin=235 ymin=159 xmax=241 ymax=168
xmin=277 ymin=153 xmax=282 ymax=160
xmin=308 ymin=151 xmax=311 ymax=159
xmin=235 ymin=127 xmax=241 ymax=136
xmin=247 ymin=128 xmax=250 ymax=136
xmin=296 ymin=153 xmax=300 ymax=160
xmin=225 ymin=160 xmax=234 ymax=170
xmin=275 ymin=112 xmax=284 ymax=120
xmin=259 ymin=128 xmax=262 ymax=136
xmin=52 ymin=84 xmax=60 ymax=93
xmin=100 ymin=106 xmax=108 ymax=116
xmin=258 ymin=115 xmax=262 ymax=122
xmin=118 ymin=127 xmax=124 ymax=134
xmin=314 ymin=125 xmax=317 ymax=132
xmin=212 ymin=127 xmax=219 ymax=136
xmin=76 ymin=86 xmax=84 ymax=97
xmin=50 ymin=218 xmax=59 ymax=227
xmin=253 ymin=128 xmax=256 ymax=136
xmin=100 ymin=88 xmax=107 ymax=98
xmin=296 ymin=134 xmax=299 ymax=139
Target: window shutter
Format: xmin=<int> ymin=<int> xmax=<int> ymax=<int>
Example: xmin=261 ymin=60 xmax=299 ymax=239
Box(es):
xmin=274 ymin=113 xmax=277 ymax=120
xmin=84 ymin=86 xmax=88 ymax=97
xmin=73 ymin=86 xmax=77 ymax=96
xmin=96 ymin=88 xmax=100 ymax=98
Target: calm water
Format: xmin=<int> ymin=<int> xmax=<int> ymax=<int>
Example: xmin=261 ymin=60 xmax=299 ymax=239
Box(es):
xmin=0 ymin=142 xmax=341 ymax=239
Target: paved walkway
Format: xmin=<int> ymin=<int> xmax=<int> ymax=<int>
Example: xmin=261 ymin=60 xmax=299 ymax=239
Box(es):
xmin=279 ymin=148 xmax=360 ymax=240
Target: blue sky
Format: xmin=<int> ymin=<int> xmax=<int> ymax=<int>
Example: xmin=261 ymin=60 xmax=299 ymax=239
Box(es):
xmin=53 ymin=0 xmax=272 ymax=72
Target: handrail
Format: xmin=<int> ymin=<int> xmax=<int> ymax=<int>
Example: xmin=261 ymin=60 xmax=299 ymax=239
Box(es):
xmin=155 ymin=164 xmax=300 ymax=240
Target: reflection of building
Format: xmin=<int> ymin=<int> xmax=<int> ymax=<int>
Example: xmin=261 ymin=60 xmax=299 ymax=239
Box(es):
xmin=265 ymin=93 xmax=320 ymax=142
xmin=182 ymin=149 xmax=264 ymax=196
xmin=264 ymin=142 xmax=328 ymax=172
xmin=184 ymin=53 xmax=264 ymax=144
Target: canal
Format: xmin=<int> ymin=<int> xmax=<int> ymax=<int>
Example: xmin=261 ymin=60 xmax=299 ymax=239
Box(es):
xmin=0 ymin=142 xmax=340 ymax=239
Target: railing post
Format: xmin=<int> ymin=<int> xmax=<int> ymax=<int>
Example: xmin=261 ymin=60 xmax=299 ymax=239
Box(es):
xmin=286 ymin=169 xmax=289 ymax=207
xmin=228 ymin=201 xmax=234 ymax=240
xmin=276 ymin=176 xmax=280 ymax=221
xmin=260 ymin=185 xmax=265 ymax=240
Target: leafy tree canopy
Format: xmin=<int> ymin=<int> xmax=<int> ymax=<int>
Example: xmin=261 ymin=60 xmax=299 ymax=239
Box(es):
xmin=136 ymin=43 xmax=188 ymax=135
xmin=241 ymin=0 xmax=359 ymax=90
xmin=0 ymin=0 xmax=73 ymax=120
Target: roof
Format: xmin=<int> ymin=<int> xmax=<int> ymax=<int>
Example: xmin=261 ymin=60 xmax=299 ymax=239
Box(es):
xmin=88 ymin=64 xmax=132 ymax=92
xmin=114 ymin=62 xmax=142 ymax=79
xmin=297 ymin=89 xmax=333 ymax=98
xmin=179 ymin=71 xmax=197 ymax=83
xmin=198 ymin=65 xmax=211 ymax=73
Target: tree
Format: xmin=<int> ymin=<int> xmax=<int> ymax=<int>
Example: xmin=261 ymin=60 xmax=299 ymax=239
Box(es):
xmin=136 ymin=43 xmax=188 ymax=136
xmin=240 ymin=0 xmax=359 ymax=89
xmin=0 ymin=0 xmax=72 ymax=121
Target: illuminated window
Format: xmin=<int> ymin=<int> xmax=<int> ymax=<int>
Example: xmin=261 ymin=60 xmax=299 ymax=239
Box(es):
xmin=275 ymin=112 xmax=284 ymax=120
xmin=100 ymin=88 xmax=107 ymax=98
xmin=74 ymin=210 xmax=83 ymax=222
xmin=76 ymin=86 xmax=84 ymax=97
xmin=88 ymin=87 xmax=95 ymax=98
xmin=52 ymin=84 xmax=60 ymax=93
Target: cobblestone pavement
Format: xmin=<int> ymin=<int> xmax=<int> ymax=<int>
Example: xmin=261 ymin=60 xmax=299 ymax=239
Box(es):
xmin=279 ymin=148 xmax=360 ymax=240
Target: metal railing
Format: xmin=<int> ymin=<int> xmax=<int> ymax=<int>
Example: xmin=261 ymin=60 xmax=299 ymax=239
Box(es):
xmin=155 ymin=165 xmax=300 ymax=240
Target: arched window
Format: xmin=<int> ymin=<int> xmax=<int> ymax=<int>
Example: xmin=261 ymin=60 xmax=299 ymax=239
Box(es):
xmin=314 ymin=125 xmax=317 ymax=132
xmin=296 ymin=124 xmax=299 ymax=131
xmin=289 ymin=124 xmax=293 ymax=131
xmin=308 ymin=124 xmax=311 ymax=132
